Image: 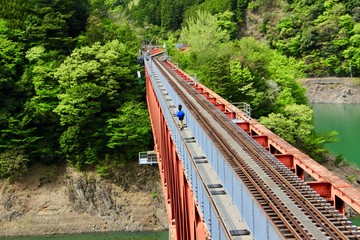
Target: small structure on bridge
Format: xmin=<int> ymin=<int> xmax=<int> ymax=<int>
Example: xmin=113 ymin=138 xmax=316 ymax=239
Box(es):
xmin=138 ymin=151 xmax=158 ymax=165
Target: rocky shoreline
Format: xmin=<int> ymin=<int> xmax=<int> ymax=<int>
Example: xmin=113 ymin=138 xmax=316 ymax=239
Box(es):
xmin=300 ymin=78 xmax=360 ymax=104
xmin=0 ymin=163 xmax=168 ymax=237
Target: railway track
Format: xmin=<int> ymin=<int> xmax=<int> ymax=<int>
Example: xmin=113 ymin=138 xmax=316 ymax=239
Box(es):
xmin=152 ymin=57 xmax=360 ymax=239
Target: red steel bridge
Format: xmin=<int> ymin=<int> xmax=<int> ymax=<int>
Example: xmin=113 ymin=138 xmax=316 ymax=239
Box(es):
xmin=144 ymin=49 xmax=360 ymax=240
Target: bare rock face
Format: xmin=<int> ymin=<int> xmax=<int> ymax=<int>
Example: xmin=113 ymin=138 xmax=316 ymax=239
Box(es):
xmin=1 ymin=184 xmax=28 ymax=221
xmin=0 ymin=163 xmax=168 ymax=237
xmin=300 ymin=78 xmax=360 ymax=104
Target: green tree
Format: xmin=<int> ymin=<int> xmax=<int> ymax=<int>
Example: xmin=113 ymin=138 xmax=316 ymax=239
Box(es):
xmin=161 ymin=0 xmax=183 ymax=30
xmin=130 ymin=0 xmax=162 ymax=26
xmin=0 ymin=19 xmax=25 ymax=149
xmin=259 ymin=104 xmax=313 ymax=145
xmin=77 ymin=12 xmax=137 ymax=47
xmin=180 ymin=10 xmax=229 ymax=65
xmin=54 ymin=40 xmax=139 ymax=168
xmin=269 ymin=0 xmax=359 ymax=76
xmin=303 ymin=130 xmax=338 ymax=163
xmin=231 ymin=37 xmax=305 ymax=116
xmin=228 ymin=60 xmax=264 ymax=110
xmin=24 ymin=0 xmax=89 ymax=52
xmin=107 ymin=101 xmax=153 ymax=159
xmin=17 ymin=46 xmax=63 ymax=163
xmin=217 ymin=10 xmax=237 ymax=39
xmin=343 ymin=23 xmax=360 ymax=76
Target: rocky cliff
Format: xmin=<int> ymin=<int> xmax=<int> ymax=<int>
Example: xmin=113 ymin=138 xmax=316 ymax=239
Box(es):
xmin=300 ymin=78 xmax=360 ymax=104
xmin=0 ymin=163 xmax=168 ymax=237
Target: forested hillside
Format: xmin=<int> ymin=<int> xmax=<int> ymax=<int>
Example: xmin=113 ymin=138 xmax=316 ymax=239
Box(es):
xmin=130 ymin=0 xmax=358 ymax=162
xmin=0 ymin=0 xmax=152 ymax=178
xmin=131 ymin=0 xmax=360 ymax=77
xmin=1 ymin=0 xmax=358 ymax=179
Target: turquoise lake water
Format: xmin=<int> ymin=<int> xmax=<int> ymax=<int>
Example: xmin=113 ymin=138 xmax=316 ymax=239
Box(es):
xmin=0 ymin=231 xmax=169 ymax=240
xmin=312 ymin=103 xmax=360 ymax=168
xmin=312 ymin=103 xmax=360 ymax=225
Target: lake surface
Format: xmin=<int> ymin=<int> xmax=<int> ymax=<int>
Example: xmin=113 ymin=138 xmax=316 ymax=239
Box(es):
xmin=312 ymin=103 xmax=360 ymax=225
xmin=0 ymin=231 xmax=169 ymax=240
xmin=312 ymin=103 xmax=360 ymax=168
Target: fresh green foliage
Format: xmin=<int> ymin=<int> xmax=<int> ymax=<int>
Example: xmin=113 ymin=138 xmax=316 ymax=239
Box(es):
xmin=0 ymin=0 xmax=89 ymax=52
xmin=303 ymin=130 xmax=339 ymax=163
xmin=259 ymin=104 xmax=313 ymax=144
xmin=334 ymin=154 xmax=347 ymax=167
xmin=176 ymin=25 xmax=306 ymax=117
xmin=260 ymin=104 xmax=339 ymax=163
xmin=54 ymin=40 xmax=139 ymax=167
xmin=180 ymin=11 xmax=230 ymax=65
xmin=0 ymin=0 xmax=149 ymax=177
xmin=129 ymin=0 xmax=244 ymax=34
xmin=347 ymin=174 xmax=357 ymax=184
xmin=217 ymin=11 xmax=237 ymax=39
xmin=268 ymin=0 xmax=360 ymax=77
xmin=77 ymin=14 xmax=137 ymax=47
xmin=183 ymin=0 xmax=235 ymax=20
xmin=1 ymin=0 xmax=355 ymax=178
xmin=0 ymin=148 xmax=29 ymax=179
xmin=107 ymin=101 xmax=153 ymax=159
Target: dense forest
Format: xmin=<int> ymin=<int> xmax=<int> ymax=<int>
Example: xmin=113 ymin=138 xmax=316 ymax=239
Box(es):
xmin=0 ymin=0 xmax=152 ymax=178
xmin=0 ymin=0 xmax=358 ymax=179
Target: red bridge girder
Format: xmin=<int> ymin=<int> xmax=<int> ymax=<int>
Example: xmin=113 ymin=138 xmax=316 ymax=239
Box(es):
xmin=164 ymin=60 xmax=360 ymax=217
xmin=146 ymin=69 xmax=209 ymax=239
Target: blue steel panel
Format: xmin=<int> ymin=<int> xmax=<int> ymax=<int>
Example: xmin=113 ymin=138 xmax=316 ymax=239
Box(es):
xmin=230 ymin=169 xmax=235 ymax=198
xmin=211 ymin=147 xmax=217 ymax=172
xmin=269 ymin=222 xmax=282 ymax=240
xmin=254 ymin=201 xmax=268 ymax=240
xmin=212 ymin=211 xmax=220 ymax=240
xmin=186 ymin=151 xmax=190 ymax=177
xmin=198 ymin=183 xmax=204 ymax=215
xmin=219 ymin=157 xmax=225 ymax=188
xmin=220 ymin=229 xmax=227 ymax=240
xmin=234 ymin=181 xmax=243 ymax=217
xmin=146 ymin=58 xmax=281 ymax=240
xmin=204 ymin=195 xmax=210 ymax=229
xmin=193 ymin=167 xmax=198 ymax=197
xmin=209 ymin=204 xmax=224 ymax=240
xmin=242 ymin=188 xmax=254 ymax=232
xmin=224 ymin=160 xmax=233 ymax=197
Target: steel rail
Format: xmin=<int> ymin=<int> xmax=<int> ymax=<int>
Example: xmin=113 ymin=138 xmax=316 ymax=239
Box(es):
xmin=147 ymin=59 xmax=234 ymax=240
xmin=153 ymin=59 xmax=309 ymax=239
xmin=153 ymin=57 xmax=359 ymax=239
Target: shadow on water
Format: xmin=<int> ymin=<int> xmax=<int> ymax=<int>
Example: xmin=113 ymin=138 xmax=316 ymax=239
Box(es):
xmin=0 ymin=231 xmax=169 ymax=240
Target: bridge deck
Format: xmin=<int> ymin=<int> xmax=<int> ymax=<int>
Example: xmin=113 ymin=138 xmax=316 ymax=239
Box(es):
xmin=146 ymin=50 xmax=360 ymax=239
xmin=182 ymin=128 xmax=252 ymax=239
xmin=165 ymin=59 xmax=360 ymax=216
xmin=148 ymin=58 xmax=253 ymax=239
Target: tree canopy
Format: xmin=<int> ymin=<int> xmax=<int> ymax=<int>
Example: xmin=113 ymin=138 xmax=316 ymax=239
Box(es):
xmin=1 ymin=0 xmax=354 ymax=178
xmin=0 ymin=0 xmax=150 ymax=178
